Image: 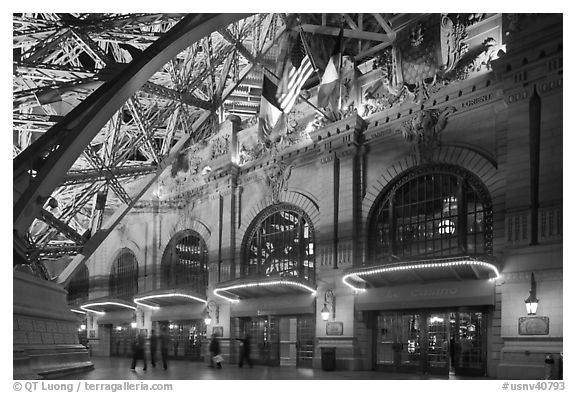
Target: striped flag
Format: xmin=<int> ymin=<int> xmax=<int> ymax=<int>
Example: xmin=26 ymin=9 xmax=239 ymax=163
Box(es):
xmin=276 ymin=34 xmax=314 ymax=113
xmin=259 ymin=73 xmax=283 ymax=140
xmin=317 ymin=28 xmax=343 ymax=110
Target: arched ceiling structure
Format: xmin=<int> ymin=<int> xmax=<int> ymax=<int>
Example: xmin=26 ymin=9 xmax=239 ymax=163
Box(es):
xmin=12 ymin=13 xmax=426 ymax=282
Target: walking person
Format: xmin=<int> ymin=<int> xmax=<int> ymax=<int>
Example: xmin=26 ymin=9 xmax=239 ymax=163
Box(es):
xmin=209 ymin=333 xmax=223 ymax=368
xmin=236 ymin=333 xmax=253 ymax=368
xmin=149 ymin=329 xmax=158 ymax=368
xmin=130 ymin=330 xmax=147 ymax=371
xmin=159 ymin=325 xmax=170 ymax=370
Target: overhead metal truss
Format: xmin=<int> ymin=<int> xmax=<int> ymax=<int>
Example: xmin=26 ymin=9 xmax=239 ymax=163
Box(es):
xmin=13 ymin=12 xmax=422 ymax=284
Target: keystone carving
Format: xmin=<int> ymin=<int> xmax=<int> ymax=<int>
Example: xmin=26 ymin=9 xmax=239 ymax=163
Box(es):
xmin=400 ymin=106 xmax=457 ymax=162
xmin=264 ymin=162 xmax=293 ymax=203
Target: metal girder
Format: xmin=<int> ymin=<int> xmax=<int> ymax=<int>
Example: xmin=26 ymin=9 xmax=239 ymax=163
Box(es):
xmin=141 ymin=81 xmax=212 ymax=110
xmin=56 ymin=110 xmax=214 ymax=286
xmin=38 ymin=208 xmax=86 ymax=244
xmin=294 ymin=24 xmax=393 ymax=42
xmin=221 ymin=24 xmax=286 ymax=101
xmin=63 ymin=164 xmax=157 ymax=186
xmin=82 ymin=148 xmax=133 ymax=205
xmin=218 ymin=27 xmax=258 ymax=65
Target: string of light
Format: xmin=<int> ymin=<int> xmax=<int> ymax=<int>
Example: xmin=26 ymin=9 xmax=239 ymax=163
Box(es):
xmin=214 ymin=279 xmax=317 ymax=302
xmin=342 ymin=258 xmax=500 ymax=291
xmin=133 ymin=293 xmax=207 ymax=309
xmin=80 ymin=301 xmax=137 ymax=315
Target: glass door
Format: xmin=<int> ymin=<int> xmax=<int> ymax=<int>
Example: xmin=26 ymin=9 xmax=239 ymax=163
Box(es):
xmin=110 ymin=323 xmax=132 ymax=357
xmin=375 ymin=309 xmax=486 ymax=376
xmin=376 ymin=313 xmax=400 ymax=371
xmin=279 ymin=317 xmax=297 ymax=366
xmin=425 ymin=312 xmax=450 ymax=375
xmin=265 ymin=317 xmax=280 ymax=366
xmin=454 ymin=311 xmax=486 ymax=376
xmin=398 ymin=313 xmax=423 ymax=372
xmin=296 ymin=315 xmax=315 ymax=368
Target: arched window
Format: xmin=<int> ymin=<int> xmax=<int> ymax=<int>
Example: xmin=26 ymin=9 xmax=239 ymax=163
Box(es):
xmin=368 ymin=165 xmax=492 ymax=263
xmin=161 ymin=230 xmax=208 ymax=294
xmin=109 ymin=249 xmax=138 ymax=300
xmin=67 ymin=264 xmax=89 ymax=305
xmin=242 ymin=203 xmax=315 ymax=282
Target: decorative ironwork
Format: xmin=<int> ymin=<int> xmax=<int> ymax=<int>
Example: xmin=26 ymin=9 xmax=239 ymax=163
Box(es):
xmin=241 ymin=203 xmax=315 ymax=282
xmin=109 ymin=248 xmax=139 ymax=300
xmin=161 ymin=230 xmax=208 ymax=295
xmin=368 ymin=164 xmax=493 ymax=264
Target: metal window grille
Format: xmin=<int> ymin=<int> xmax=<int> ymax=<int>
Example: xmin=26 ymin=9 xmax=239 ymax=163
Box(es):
xmin=162 ymin=231 xmax=208 ymax=294
xmin=369 ymin=168 xmax=491 ymax=262
xmin=110 ymin=249 xmax=138 ymax=300
xmin=243 ymin=205 xmax=315 ymax=282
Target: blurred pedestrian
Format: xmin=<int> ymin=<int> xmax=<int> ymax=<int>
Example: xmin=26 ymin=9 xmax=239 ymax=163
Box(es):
xmin=130 ymin=330 xmax=147 ymax=371
xmin=159 ymin=325 xmax=170 ymax=370
xmin=236 ymin=333 xmax=253 ymax=368
xmin=150 ymin=329 xmax=158 ymax=368
xmin=209 ymin=333 xmax=222 ymax=368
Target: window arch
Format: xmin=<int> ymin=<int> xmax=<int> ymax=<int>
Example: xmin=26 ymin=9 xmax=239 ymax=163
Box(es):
xmin=161 ymin=230 xmax=208 ymax=294
xmin=368 ymin=164 xmax=492 ymax=263
xmin=242 ymin=203 xmax=315 ymax=282
xmin=109 ymin=248 xmax=138 ymax=300
xmin=67 ymin=264 xmax=89 ymax=305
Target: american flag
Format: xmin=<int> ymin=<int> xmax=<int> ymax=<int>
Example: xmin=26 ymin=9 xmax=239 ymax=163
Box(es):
xmin=276 ymin=34 xmax=314 ymax=113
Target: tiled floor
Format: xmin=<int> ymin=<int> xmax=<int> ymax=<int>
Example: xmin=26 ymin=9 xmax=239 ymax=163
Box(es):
xmin=58 ymin=356 xmax=492 ymax=380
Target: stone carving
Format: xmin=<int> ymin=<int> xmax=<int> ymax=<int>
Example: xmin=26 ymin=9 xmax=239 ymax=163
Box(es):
xmin=210 ymin=135 xmax=230 ymax=160
xmin=410 ymin=22 xmax=426 ymax=48
xmin=439 ymin=14 xmax=469 ymax=75
xmin=400 ymin=106 xmax=457 ymax=162
xmin=264 ymin=162 xmax=293 ymax=203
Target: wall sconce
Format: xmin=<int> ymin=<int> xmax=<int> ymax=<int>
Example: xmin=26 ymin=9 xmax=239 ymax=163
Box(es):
xmin=525 ymin=272 xmax=539 ymax=315
xmin=204 ymin=300 xmax=219 ymax=325
xmin=321 ymin=290 xmax=336 ymax=321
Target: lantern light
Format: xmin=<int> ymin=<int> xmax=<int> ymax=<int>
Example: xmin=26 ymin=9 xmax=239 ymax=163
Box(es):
xmin=525 ymin=273 xmax=539 ymax=315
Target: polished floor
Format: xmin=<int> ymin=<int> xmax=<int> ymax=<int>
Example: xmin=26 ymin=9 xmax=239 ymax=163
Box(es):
xmin=59 ymin=356 xmax=492 ymax=380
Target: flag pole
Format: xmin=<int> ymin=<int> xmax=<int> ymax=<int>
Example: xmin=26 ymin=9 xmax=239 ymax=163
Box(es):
xmin=295 ymin=21 xmax=332 ymax=121
xmin=337 ymin=18 xmax=344 ymax=112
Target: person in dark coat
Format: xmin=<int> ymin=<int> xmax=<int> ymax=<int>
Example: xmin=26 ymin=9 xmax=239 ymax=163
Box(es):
xmin=159 ymin=325 xmax=170 ymax=370
xmin=209 ymin=334 xmax=222 ymax=368
xmin=236 ymin=333 xmax=253 ymax=368
xmin=149 ymin=329 xmax=158 ymax=368
xmin=130 ymin=331 xmax=147 ymax=371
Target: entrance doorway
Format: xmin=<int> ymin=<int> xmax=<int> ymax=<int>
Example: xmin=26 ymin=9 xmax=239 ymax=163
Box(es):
xmin=238 ymin=314 xmax=314 ymax=367
xmin=109 ymin=323 xmax=133 ymax=357
xmin=154 ymin=320 xmax=206 ymax=361
xmin=375 ymin=309 xmax=487 ymax=376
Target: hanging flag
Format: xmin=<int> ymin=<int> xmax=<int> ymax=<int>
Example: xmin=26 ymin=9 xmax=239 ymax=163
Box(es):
xmin=276 ymin=34 xmax=314 ymax=113
xmin=341 ymin=60 xmax=363 ymax=110
xmin=317 ymin=28 xmax=343 ymax=110
xmin=259 ymin=73 xmax=283 ymax=140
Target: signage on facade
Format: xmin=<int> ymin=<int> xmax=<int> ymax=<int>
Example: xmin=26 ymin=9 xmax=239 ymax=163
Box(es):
xmin=518 ymin=316 xmax=549 ymax=335
xmin=356 ymin=279 xmax=495 ymax=310
xmin=326 ymin=321 xmax=343 ymax=336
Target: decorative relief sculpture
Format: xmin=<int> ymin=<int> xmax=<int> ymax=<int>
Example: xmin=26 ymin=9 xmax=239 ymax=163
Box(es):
xmin=400 ymin=106 xmax=456 ymax=162
xmin=365 ymin=14 xmax=493 ymax=111
xmin=210 ymin=135 xmax=230 ymax=160
xmin=264 ymin=162 xmax=293 ymax=203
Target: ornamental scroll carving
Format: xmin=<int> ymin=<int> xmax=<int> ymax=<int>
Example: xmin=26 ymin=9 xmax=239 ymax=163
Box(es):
xmin=264 ymin=162 xmax=293 ymax=203
xmin=400 ymin=106 xmax=456 ymax=162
